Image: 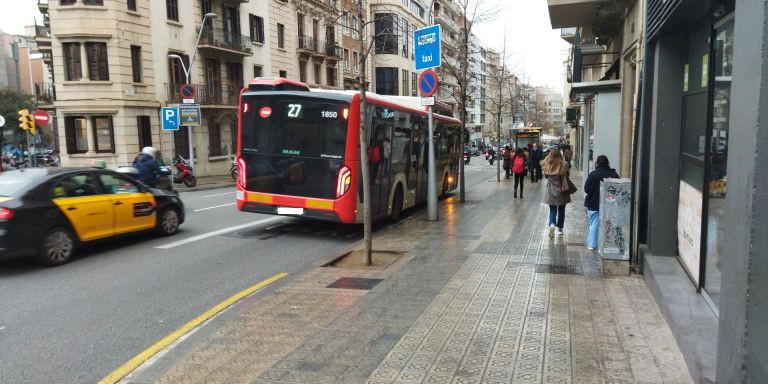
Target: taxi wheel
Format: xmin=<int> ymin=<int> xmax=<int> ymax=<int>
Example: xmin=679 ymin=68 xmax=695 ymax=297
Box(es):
xmin=38 ymin=227 xmax=75 ymax=266
xmin=157 ymin=208 xmax=180 ymax=236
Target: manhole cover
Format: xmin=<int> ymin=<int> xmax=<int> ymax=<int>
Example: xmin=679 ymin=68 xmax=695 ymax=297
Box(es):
xmin=535 ymin=264 xmax=583 ymax=275
xmin=326 ymin=277 xmax=383 ymax=290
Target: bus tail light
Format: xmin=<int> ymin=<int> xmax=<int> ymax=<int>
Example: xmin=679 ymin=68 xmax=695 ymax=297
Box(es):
xmin=0 ymin=208 xmax=15 ymax=220
xmin=237 ymin=157 xmax=246 ymax=188
xmin=336 ymin=166 xmax=351 ymax=198
xmin=342 ymin=108 xmax=349 ymax=119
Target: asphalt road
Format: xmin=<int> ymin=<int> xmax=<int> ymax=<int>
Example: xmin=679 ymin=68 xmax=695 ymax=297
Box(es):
xmin=0 ymin=161 xmax=495 ymax=384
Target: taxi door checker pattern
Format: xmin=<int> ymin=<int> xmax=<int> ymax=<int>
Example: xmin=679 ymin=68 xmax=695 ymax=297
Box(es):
xmin=51 ymin=172 xmax=157 ymax=242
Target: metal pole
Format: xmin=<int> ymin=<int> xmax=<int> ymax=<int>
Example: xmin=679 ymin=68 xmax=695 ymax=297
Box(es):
xmin=183 ymin=69 xmax=194 ymax=172
xmin=427 ymin=105 xmax=437 ymax=221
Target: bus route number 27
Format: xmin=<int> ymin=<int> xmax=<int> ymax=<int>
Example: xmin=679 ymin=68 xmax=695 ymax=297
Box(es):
xmin=321 ymin=110 xmax=338 ymax=118
xmin=287 ymin=104 xmax=303 ymax=118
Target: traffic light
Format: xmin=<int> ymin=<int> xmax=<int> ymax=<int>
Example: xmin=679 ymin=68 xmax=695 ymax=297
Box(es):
xmin=17 ymin=109 xmax=35 ymax=135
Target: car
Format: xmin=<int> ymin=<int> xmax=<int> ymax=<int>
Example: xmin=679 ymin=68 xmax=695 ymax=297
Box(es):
xmin=0 ymin=167 xmax=185 ymax=266
xmin=469 ymin=147 xmax=479 ymax=156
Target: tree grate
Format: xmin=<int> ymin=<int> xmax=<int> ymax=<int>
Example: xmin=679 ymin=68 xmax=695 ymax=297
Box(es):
xmin=326 ymin=277 xmax=384 ymax=290
xmin=535 ymin=264 xmax=583 ymax=275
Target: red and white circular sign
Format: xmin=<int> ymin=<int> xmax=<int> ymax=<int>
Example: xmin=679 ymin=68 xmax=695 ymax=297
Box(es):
xmin=34 ymin=110 xmax=50 ymax=127
xmin=259 ymin=106 xmax=272 ymax=118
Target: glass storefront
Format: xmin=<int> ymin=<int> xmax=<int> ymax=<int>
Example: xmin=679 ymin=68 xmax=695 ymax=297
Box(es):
xmin=704 ymin=15 xmax=735 ymax=310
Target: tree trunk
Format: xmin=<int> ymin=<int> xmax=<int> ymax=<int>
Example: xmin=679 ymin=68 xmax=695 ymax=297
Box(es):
xmin=357 ymin=1 xmax=372 ymax=266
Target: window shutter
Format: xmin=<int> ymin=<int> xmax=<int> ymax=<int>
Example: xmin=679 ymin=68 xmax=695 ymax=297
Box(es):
xmin=249 ymin=15 xmax=255 ymax=41
xmin=65 ymin=118 xmax=77 ymax=154
xmin=98 ymin=43 xmax=109 ymax=80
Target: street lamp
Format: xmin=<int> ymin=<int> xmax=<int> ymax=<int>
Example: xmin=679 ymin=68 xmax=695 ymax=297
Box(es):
xmin=168 ymin=12 xmax=216 ymax=172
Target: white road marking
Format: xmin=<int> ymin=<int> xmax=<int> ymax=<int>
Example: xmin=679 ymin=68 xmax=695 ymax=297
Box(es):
xmin=201 ymin=191 xmax=234 ymax=198
xmin=155 ymin=217 xmax=285 ymax=249
xmin=193 ymin=203 xmax=236 ymax=212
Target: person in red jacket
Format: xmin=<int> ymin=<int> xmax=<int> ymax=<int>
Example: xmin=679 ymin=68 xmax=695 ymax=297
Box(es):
xmin=511 ymin=147 xmax=528 ymax=198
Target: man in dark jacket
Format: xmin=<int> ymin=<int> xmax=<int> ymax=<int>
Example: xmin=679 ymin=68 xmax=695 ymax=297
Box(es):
xmin=584 ymin=155 xmax=620 ymax=249
xmin=133 ymin=146 xmax=160 ymax=187
xmin=530 ymin=143 xmax=543 ymax=182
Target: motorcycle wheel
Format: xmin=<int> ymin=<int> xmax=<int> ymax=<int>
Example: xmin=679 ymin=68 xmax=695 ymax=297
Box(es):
xmin=230 ymin=167 xmax=237 ymax=181
xmin=183 ymin=175 xmax=197 ymax=187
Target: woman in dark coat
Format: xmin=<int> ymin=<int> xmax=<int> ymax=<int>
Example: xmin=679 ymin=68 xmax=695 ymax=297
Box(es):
xmin=541 ymin=148 xmax=570 ymax=238
xmin=584 ymin=155 xmax=619 ymax=249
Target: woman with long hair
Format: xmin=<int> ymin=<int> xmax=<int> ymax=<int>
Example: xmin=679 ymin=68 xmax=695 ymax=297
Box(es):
xmin=541 ymin=148 xmax=571 ymax=238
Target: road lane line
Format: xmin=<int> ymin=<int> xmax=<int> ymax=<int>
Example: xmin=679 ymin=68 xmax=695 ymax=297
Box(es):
xmin=201 ymin=191 xmax=234 ymax=198
xmin=98 ymin=272 xmax=288 ymax=384
xmin=193 ymin=202 xmax=236 ymax=212
xmin=155 ymin=217 xmax=285 ymax=249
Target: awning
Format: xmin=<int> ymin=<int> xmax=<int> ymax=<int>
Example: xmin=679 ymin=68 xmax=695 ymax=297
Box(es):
xmin=569 ymin=79 xmax=621 ymax=99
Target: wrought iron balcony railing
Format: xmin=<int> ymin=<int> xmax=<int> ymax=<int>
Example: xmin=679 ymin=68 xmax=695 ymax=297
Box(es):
xmin=297 ymin=35 xmax=318 ymax=52
xmin=324 ymin=42 xmax=342 ymax=58
xmin=35 ymin=82 xmax=55 ymax=105
xmin=166 ymin=83 xmax=239 ymax=106
xmin=197 ymin=26 xmax=252 ymax=54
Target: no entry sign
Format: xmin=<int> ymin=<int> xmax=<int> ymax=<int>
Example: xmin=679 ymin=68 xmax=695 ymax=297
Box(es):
xmin=34 ymin=110 xmax=50 ymax=127
xmin=418 ymin=69 xmax=438 ymax=97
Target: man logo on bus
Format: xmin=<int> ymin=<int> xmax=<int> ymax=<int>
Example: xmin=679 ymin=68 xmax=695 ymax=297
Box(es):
xmin=418 ymin=33 xmax=436 ymax=45
xmin=259 ymin=106 xmax=272 ymax=118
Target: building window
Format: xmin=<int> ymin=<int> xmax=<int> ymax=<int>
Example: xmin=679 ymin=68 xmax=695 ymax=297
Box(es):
xmin=166 ymin=0 xmax=178 ymax=21
xmin=375 ymin=67 xmax=398 ymax=95
xmin=63 ymin=42 xmax=82 ymax=81
xmin=277 ymin=23 xmax=285 ymax=48
xmin=410 ymin=1 xmax=425 ymax=18
xmin=341 ymin=12 xmax=349 ymax=35
xmin=249 ymin=14 xmax=264 ymax=43
xmin=84 ymin=0 xmax=104 ymax=5
xmin=60 ymin=0 xmax=75 ymax=5
xmin=327 ymin=66 xmax=336 ymax=86
xmin=402 ymin=69 xmax=408 ymax=96
xmin=343 ymin=49 xmax=349 ymax=70
xmin=253 ymin=65 xmax=262 ymax=78
xmin=127 ymin=0 xmax=136 ymax=11
xmin=480 ymin=114 xmax=485 ymax=124
xmin=209 ymin=120 xmax=222 ymax=156
xmin=130 ymin=45 xmax=142 ymax=83
xmin=411 ymin=72 xmax=417 ymax=96
xmin=92 ymin=116 xmax=114 ymax=152
xmin=65 ymin=116 xmax=88 ymax=154
xmin=401 ymin=19 xmax=409 ymax=58
xmin=352 ymin=51 xmax=359 ymax=72
xmin=168 ymin=52 xmax=189 ymax=98
xmin=85 ymin=42 xmax=109 ymax=81
xmin=137 ymin=116 xmax=152 ymax=149
xmin=314 ymin=63 xmax=321 ymax=84
xmin=279 ymin=70 xmax=287 ymax=78
xmin=299 ymin=60 xmax=307 ymax=83
xmin=374 ymin=13 xmax=398 ymax=55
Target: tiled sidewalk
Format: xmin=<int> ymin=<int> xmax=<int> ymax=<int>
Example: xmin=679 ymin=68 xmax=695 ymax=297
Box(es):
xmin=123 ymin=172 xmax=692 ymax=384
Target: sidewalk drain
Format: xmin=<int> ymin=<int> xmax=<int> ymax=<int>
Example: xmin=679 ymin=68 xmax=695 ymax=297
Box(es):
xmin=326 ymin=277 xmax=383 ymax=290
xmin=461 ymin=200 xmax=481 ymax=205
xmin=535 ymin=264 xmax=583 ymax=275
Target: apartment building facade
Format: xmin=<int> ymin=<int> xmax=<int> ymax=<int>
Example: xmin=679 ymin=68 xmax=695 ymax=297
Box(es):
xmin=36 ymin=0 xmax=272 ymax=176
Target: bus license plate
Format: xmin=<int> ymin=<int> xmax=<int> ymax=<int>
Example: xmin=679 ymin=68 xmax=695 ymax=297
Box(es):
xmin=277 ymin=207 xmax=303 ymax=215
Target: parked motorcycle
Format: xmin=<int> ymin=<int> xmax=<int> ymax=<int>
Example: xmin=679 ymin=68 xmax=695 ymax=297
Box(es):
xmin=229 ymin=159 xmax=237 ymax=180
xmin=173 ymin=155 xmax=197 ymax=187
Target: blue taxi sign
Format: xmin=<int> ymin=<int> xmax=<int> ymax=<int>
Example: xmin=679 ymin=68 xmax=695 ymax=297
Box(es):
xmin=414 ymin=25 xmax=442 ymax=70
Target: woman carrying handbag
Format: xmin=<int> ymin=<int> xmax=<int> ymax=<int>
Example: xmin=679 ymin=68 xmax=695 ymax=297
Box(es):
xmin=541 ymin=148 xmax=576 ymax=238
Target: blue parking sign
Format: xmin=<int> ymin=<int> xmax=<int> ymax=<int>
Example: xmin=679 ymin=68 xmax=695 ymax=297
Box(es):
xmin=414 ymin=25 xmax=441 ymax=70
xmin=161 ymin=107 xmax=179 ymax=131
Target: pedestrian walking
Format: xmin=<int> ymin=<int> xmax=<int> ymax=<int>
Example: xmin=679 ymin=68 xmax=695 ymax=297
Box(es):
xmin=531 ymin=143 xmax=543 ymax=183
xmin=584 ymin=155 xmax=619 ymax=250
xmin=511 ymin=148 xmax=527 ymax=198
xmin=541 ymin=148 xmax=571 ymax=238
xmin=563 ymin=144 xmax=573 ymax=169
xmin=502 ymin=145 xmax=512 ymax=179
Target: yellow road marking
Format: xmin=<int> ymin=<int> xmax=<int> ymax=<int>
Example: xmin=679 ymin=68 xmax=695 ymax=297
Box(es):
xmin=98 ymin=272 xmax=288 ymax=384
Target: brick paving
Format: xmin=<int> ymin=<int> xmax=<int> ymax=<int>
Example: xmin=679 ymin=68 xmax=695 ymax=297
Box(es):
xmin=122 ymin=172 xmax=692 ymax=384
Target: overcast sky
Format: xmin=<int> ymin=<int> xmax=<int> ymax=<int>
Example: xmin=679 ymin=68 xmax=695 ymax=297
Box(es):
xmin=3 ymin=0 xmax=566 ymax=91
xmin=472 ymin=0 xmax=570 ymax=92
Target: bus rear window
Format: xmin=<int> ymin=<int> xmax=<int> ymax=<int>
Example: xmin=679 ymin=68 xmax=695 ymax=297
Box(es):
xmin=241 ymin=97 xmax=349 ymax=159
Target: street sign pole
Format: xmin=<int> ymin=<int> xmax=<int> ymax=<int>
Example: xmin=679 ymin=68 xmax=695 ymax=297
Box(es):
xmin=427 ymin=105 xmax=437 ymax=221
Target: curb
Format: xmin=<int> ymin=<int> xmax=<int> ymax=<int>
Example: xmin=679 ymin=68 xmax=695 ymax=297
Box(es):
xmin=176 ymin=183 xmax=235 ymax=193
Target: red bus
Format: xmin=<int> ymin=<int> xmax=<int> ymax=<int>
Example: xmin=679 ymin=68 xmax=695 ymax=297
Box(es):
xmin=235 ymin=78 xmax=463 ymax=224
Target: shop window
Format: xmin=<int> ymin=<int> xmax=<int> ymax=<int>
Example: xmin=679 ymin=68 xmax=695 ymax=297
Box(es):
xmin=92 ymin=116 xmax=114 ymax=153
xmin=65 ymin=116 xmax=88 ymax=154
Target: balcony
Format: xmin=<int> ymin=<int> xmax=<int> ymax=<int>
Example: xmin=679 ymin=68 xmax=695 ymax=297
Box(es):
xmin=196 ymin=26 xmax=252 ymax=56
xmin=297 ymin=35 xmax=318 ymax=55
xmin=323 ymin=42 xmax=342 ymax=60
xmin=560 ymin=27 xmax=577 ymax=43
xmin=434 ymin=14 xmax=459 ymax=34
xmin=37 ymin=0 xmax=48 ymax=13
xmin=166 ymin=83 xmax=238 ymax=106
xmin=34 ymin=82 xmax=55 ymax=106
xmin=547 ymin=0 xmax=611 ymax=28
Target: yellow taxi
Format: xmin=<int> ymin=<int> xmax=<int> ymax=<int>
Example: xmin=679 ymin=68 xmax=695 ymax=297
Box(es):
xmin=0 ymin=167 xmax=185 ymax=266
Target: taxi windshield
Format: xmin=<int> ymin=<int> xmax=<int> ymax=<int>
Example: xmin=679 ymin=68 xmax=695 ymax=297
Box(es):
xmin=0 ymin=176 xmax=36 ymax=197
